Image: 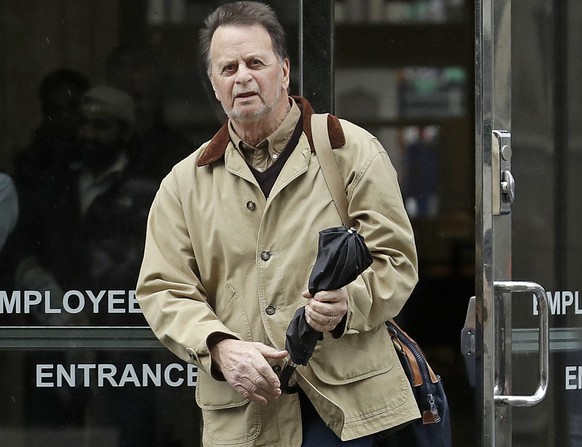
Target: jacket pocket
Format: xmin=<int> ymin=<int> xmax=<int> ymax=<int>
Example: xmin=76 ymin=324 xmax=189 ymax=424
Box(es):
xmin=196 ymin=372 xmax=261 ymax=445
xmin=214 ymin=283 xmax=252 ymax=341
xmin=309 ymin=324 xmax=396 ymax=385
xmin=201 ymin=404 xmax=261 ymax=446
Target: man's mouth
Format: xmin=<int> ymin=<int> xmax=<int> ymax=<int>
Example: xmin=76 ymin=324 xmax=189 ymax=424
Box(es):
xmin=235 ymin=91 xmax=258 ymax=100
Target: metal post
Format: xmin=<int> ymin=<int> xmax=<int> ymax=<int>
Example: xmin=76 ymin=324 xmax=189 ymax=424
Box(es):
xmin=299 ymin=0 xmax=334 ymax=113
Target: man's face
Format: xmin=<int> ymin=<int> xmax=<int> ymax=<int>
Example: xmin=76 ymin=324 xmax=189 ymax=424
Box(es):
xmin=78 ymin=109 xmax=125 ymax=171
xmin=79 ymin=110 xmax=123 ymax=146
xmin=209 ymin=24 xmax=290 ymax=125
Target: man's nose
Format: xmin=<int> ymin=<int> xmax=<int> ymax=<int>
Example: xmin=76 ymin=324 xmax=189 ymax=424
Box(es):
xmin=235 ymin=64 xmax=253 ymax=84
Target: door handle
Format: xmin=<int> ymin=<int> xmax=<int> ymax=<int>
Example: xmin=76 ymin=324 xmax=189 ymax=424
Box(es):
xmin=493 ymin=281 xmax=549 ymax=407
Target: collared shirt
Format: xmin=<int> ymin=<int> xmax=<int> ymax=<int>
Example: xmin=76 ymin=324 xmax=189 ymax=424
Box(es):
xmin=228 ymin=98 xmax=301 ymax=172
xmin=78 ymin=153 xmax=128 ymax=216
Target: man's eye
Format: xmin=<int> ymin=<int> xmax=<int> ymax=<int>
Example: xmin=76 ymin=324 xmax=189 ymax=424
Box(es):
xmin=222 ymin=65 xmax=236 ymax=74
xmin=249 ymin=59 xmax=263 ymax=67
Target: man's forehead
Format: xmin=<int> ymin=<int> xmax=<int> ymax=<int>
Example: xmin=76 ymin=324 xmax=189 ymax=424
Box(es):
xmin=210 ymin=24 xmax=274 ymax=58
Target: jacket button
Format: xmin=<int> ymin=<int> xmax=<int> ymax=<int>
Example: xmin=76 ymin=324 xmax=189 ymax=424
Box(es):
xmin=261 ymin=251 xmax=271 ymax=261
xmin=246 ymin=201 xmax=256 ymax=211
xmin=265 ymin=305 xmax=276 ymax=315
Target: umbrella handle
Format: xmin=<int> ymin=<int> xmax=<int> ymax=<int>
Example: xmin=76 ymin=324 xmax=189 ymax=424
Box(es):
xmin=280 ymin=361 xmax=301 ymax=394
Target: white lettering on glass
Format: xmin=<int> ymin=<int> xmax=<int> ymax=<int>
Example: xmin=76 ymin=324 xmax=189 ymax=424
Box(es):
xmin=63 ymin=290 xmax=84 ymax=314
xmin=0 ymin=290 xmax=143 ymax=315
xmin=565 ymin=366 xmax=582 ymax=390
xmin=35 ymin=363 xmax=197 ymax=388
xmin=128 ymin=290 xmax=141 ymax=313
xmin=1 ymin=290 xmax=20 ymax=313
xmin=164 ymin=363 xmax=184 ymax=387
xmin=533 ymin=290 xmax=582 ymax=316
xmin=86 ymin=290 xmax=106 ymax=313
xmin=36 ymin=364 xmax=54 ymax=387
xmin=108 ymin=290 xmax=125 ymax=313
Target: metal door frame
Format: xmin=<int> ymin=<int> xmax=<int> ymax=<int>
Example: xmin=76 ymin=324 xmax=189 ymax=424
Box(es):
xmin=475 ymin=0 xmax=504 ymax=440
xmin=475 ymin=0 xmax=550 ymax=445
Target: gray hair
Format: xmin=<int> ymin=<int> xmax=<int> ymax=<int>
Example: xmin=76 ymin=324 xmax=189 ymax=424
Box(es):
xmin=199 ymin=1 xmax=288 ymax=77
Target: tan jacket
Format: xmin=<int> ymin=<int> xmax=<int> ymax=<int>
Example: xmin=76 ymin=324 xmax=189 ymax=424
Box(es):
xmin=137 ymin=97 xmax=420 ymax=446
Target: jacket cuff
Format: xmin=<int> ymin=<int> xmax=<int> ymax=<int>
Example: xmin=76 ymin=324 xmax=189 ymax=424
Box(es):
xmin=331 ymin=313 xmax=348 ymax=338
xmin=331 ymin=291 xmax=352 ymax=338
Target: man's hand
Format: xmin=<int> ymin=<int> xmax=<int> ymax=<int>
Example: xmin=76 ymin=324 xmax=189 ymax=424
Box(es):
xmin=302 ymin=288 xmax=348 ymax=332
xmin=209 ymin=339 xmax=288 ymax=405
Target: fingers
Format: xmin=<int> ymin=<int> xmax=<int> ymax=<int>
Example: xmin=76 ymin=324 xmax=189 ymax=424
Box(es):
xmin=232 ymin=365 xmax=280 ymax=404
xmin=304 ymin=307 xmax=340 ymax=332
xmin=212 ymin=339 xmax=287 ymax=405
xmin=304 ymin=288 xmax=348 ymax=332
xmin=232 ymin=354 xmax=285 ymax=404
xmin=308 ymin=289 xmax=342 ymax=303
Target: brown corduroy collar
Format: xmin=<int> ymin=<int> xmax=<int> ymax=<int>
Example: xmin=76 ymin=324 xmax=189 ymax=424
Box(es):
xmin=196 ymin=95 xmax=346 ymax=167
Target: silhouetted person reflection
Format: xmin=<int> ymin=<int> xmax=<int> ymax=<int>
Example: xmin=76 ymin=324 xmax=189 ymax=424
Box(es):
xmin=12 ymin=86 xmax=157 ymax=441
xmin=14 ymin=68 xmax=90 ymax=186
xmin=9 ymin=69 xmax=90 ymax=301
xmin=14 ymin=85 xmax=156 ymax=326
xmin=105 ymin=43 xmax=195 ymax=182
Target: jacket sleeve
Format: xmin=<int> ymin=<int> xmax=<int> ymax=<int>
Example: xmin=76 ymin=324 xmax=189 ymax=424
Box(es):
xmin=338 ymin=124 xmax=419 ymax=332
xmin=136 ymin=171 xmax=240 ymax=374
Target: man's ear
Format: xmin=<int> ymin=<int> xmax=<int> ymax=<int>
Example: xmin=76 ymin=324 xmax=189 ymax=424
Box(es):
xmin=281 ymin=58 xmax=290 ymax=91
xmin=209 ymin=77 xmax=220 ymax=102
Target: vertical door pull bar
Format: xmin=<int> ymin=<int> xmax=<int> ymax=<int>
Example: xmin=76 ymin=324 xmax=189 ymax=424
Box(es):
xmin=493 ymin=281 xmax=549 ymax=407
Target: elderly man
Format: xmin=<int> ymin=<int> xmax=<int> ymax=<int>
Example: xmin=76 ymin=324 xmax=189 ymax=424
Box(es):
xmin=137 ymin=2 xmax=419 ymax=446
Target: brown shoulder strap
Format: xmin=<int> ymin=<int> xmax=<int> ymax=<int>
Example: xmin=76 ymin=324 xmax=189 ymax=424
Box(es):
xmin=311 ymin=113 xmax=352 ymax=228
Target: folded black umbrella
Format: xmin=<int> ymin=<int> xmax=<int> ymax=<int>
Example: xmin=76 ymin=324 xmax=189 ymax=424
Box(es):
xmin=280 ymin=226 xmax=373 ymax=393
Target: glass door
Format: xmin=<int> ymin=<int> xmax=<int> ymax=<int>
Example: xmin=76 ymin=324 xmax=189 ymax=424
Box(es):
xmin=474 ymin=0 xmax=582 ymax=445
xmin=0 ymin=1 xmax=301 ymax=445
